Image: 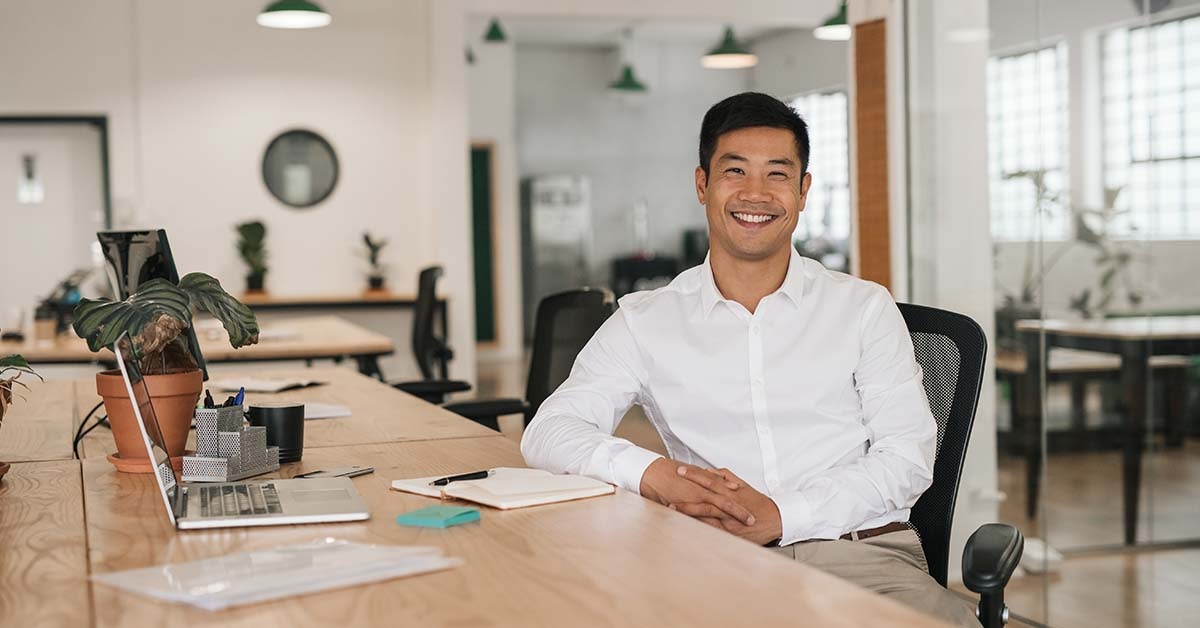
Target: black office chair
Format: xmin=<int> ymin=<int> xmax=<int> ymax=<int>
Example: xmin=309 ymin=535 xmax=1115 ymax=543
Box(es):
xmin=898 ymin=303 xmax=1023 ymax=628
xmin=391 ymin=266 xmax=472 ymax=404
xmin=443 ymin=288 xmax=615 ymax=431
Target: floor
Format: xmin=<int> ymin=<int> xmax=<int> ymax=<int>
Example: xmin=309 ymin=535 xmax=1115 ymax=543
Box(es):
xmin=475 ymin=357 xmax=1200 ymax=628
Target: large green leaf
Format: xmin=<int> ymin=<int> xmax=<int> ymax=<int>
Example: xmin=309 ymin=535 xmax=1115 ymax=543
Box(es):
xmin=71 ymin=278 xmax=193 ymax=352
xmin=179 ymin=273 xmax=260 ymax=348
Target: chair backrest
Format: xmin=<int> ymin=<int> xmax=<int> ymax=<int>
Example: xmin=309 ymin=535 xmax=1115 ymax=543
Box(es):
xmin=899 ymin=302 xmax=987 ymax=587
xmin=524 ymin=288 xmax=616 ymax=422
xmin=412 ymin=266 xmax=449 ymax=380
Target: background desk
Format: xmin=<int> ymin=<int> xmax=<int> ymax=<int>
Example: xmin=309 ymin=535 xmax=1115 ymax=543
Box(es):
xmin=1016 ymin=316 xmax=1200 ymax=546
xmin=1 ymin=315 xmax=395 ymax=378
xmin=1 ymin=370 xmax=949 ymax=627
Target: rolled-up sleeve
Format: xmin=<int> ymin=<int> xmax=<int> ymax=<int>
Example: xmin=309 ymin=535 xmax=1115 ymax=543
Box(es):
xmin=771 ymin=287 xmax=937 ymax=545
xmin=520 ymin=308 xmax=662 ymax=493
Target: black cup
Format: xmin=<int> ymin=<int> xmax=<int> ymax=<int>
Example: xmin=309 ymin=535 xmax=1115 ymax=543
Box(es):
xmin=247 ymin=402 xmax=305 ymax=463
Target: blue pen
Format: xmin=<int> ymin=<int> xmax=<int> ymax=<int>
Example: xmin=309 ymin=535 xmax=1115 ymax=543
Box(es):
xmin=233 ymin=386 xmax=245 ymax=407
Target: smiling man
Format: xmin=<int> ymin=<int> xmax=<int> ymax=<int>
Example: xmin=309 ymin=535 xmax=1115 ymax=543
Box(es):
xmin=521 ymin=92 xmax=977 ymax=626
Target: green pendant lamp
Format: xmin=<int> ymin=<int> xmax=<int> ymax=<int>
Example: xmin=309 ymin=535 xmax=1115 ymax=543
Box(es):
xmin=609 ymin=64 xmax=648 ymax=93
xmin=484 ymin=18 xmax=506 ymax=42
xmin=814 ymin=1 xmax=850 ymax=41
xmin=257 ymin=0 xmax=331 ymax=29
xmin=702 ymin=26 xmax=758 ymax=69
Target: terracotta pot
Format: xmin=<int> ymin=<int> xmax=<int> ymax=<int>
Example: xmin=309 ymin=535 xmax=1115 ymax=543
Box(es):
xmin=96 ymin=368 xmax=202 ymax=473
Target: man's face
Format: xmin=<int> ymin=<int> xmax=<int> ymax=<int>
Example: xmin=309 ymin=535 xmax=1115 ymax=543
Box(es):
xmin=695 ymin=126 xmax=811 ymax=262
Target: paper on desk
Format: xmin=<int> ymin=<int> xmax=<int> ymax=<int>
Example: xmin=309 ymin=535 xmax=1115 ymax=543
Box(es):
xmin=390 ymin=467 xmax=615 ymax=509
xmin=91 ymin=538 xmax=461 ymax=611
xmin=304 ymin=403 xmax=351 ymax=420
xmin=209 ymin=378 xmax=326 ymax=393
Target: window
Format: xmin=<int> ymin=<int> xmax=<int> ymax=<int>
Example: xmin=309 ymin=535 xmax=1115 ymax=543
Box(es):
xmin=789 ymin=90 xmax=850 ymax=245
xmin=1102 ymin=14 xmax=1200 ymax=239
xmin=987 ymin=44 xmax=1070 ymax=241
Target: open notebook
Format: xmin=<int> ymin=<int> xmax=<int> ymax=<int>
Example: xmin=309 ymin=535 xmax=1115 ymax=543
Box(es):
xmin=390 ymin=467 xmax=614 ymax=510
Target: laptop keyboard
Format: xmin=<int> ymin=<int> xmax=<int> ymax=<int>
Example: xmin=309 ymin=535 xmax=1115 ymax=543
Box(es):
xmin=197 ymin=483 xmax=283 ymax=518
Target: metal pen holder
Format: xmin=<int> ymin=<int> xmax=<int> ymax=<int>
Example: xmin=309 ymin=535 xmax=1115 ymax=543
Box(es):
xmin=182 ymin=405 xmax=280 ymax=482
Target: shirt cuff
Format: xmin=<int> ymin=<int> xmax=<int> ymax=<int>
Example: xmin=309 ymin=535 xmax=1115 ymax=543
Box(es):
xmin=771 ymin=490 xmax=843 ymax=545
xmin=609 ymin=446 xmax=663 ymax=495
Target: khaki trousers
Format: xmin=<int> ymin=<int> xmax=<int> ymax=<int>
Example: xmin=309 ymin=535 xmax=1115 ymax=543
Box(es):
xmin=771 ymin=530 xmax=979 ymax=628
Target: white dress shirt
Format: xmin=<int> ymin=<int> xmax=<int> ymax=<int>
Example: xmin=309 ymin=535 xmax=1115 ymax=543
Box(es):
xmin=520 ymin=249 xmax=936 ymax=546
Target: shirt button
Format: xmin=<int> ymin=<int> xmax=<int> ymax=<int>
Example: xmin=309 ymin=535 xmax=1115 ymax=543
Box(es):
xmin=749 ymin=325 xmax=759 ymax=336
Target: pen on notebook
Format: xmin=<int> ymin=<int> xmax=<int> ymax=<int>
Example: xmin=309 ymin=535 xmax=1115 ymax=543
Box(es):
xmin=430 ymin=470 xmax=493 ymax=486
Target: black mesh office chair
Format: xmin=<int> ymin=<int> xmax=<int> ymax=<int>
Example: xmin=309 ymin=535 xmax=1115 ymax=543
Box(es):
xmin=899 ymin=303 xmax=1023 ymax=628
xmin=444 ymin=288 xmax=615 ymax=431
xmin=391 ymin=266 xmax=472 ymax=404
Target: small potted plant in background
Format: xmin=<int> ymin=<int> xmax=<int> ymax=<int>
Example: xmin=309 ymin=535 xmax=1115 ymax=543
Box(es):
xmin=237 ymin=220 xmax=268 ymax=293
xmin=72 ymin=273 xmax=259 ymax=473
xmin=0 ymin=351 xmax=41 ymax=481
xmin=363 ymin=232 xmax=389 ymax=292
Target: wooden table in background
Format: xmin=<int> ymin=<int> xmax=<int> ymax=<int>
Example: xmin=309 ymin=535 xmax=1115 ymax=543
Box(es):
xmin=0 ymin=379 xmax=80 ymax=463
xmin=1016 ymin=316 xmax=1200 ymax=546
xmin=1 ymin=315 xmax=395 ymax=378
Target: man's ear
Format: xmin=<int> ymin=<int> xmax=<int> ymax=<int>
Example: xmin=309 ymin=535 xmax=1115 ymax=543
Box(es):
xmin=695 ymin=166 xmax=708 ymax=205
xmin=799 ymin=172 xmax=812 ymax=201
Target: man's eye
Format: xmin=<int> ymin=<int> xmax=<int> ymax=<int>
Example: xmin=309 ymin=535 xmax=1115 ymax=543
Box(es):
xmin=725 ymin=168 xmax=745 ymax=175
xmin=768 ymin=172 xmax=788 ymax=179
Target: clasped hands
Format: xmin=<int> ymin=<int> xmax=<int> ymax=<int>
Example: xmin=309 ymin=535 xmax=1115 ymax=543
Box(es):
xmin=638 ymin=458 xmax=782 ymax=546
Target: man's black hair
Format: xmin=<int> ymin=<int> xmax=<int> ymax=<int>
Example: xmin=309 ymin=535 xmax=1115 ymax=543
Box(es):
xmin=698 ymin=92 xmax=809 ymax=178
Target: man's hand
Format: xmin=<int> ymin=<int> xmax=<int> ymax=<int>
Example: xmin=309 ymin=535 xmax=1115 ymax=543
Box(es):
xmin=639 ymin=458 xmax=755 ymax=526
xmin=672 ymin=465 xmax=783 ymax=546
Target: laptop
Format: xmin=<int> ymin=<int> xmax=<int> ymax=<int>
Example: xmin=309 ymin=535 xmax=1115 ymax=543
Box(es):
xmin=114 ymin=339 xmax=370 ymax=529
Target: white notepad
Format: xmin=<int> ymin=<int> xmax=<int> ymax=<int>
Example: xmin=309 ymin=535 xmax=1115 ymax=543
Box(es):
xmin=390 ymin=467 xmax=614 ymax=510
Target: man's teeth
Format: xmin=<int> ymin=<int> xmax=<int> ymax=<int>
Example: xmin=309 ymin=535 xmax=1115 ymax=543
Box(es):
xmin=733 ymin=213 xmax=775 ymax=223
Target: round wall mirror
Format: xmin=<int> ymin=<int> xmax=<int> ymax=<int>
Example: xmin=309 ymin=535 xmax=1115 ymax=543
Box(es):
xmin=261 ymin=129 xmax=338 ymax=208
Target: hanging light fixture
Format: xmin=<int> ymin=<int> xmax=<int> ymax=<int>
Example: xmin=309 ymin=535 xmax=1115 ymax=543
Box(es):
xmin=609 ymin=65 xmax=648 ymax=93
xmin=484 ymin=18 xmax=506 ymax=42
xmin=609 ymin=28 xmax=648 ymax=97
xmin=813 ymin=1 xmax=850 ymax=41
xmin=701 ymin=26 xmax=758 ymax=69
xmin=257 ymin=0 xmax=331 ymax=29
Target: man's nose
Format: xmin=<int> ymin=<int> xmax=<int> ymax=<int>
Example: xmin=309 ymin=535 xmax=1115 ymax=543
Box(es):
xmin=738 ymin=177 xmax=771 ymax=203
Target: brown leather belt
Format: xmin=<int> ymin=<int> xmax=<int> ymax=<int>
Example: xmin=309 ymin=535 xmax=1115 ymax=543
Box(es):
xmin=838 ymin=521 xmax=911 ymax=541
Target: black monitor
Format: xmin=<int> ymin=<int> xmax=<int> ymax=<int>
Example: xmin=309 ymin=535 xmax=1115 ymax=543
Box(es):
xmin=97 ymin=229 xmax=209 ymax=380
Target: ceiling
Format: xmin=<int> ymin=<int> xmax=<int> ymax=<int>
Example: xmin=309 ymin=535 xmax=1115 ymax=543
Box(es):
xmin=500 ymin=19 xmax=801 ymax=47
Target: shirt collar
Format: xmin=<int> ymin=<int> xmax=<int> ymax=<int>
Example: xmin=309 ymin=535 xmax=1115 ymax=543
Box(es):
xmin=698 ymin=248 xmax=808 ymax=319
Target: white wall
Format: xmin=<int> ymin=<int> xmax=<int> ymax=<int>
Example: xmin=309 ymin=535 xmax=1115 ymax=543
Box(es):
xmin=515 ymin=41 xmax=750 ymax=281
xmin=750 ymin=29 xmax=849 ymax=99
xmin=0 ymin=0 xmax=477 ymax=383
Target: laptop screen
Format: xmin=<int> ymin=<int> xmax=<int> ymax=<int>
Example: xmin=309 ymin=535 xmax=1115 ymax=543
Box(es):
xmin=114 ymin=337 xmax=182 ymax=524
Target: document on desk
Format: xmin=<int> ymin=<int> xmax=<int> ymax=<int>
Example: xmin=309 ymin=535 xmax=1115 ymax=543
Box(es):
xmin=303 ymin=402 xmax=352 ymax=420
xmin=91 ymin=539 xmax=461 ymax=611
xmin=390 ymin=467 xmax=614 ymax=509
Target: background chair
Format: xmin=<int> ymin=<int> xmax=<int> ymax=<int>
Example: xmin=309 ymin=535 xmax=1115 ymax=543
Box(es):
xmin=899 ymin=302 xmax=1023 ymax=628
xmin=444 ymin=288 xmax=615 ymax=431
xmin=391 ymin=266 xmax=472 ymax=404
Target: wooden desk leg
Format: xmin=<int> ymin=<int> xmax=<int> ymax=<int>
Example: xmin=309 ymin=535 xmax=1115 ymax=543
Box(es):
xmin=1165 ymin=368 xmax=1186 ymax=448
xmin=1019 ymin=332 xmax=1044 ymax=521
xmin=1119 ymin=341 xmax=1149 ymax=546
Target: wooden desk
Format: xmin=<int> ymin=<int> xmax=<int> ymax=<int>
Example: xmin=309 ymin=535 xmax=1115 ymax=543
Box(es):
xmin=1 ymin=315 xmax=395 ymax=378
xmin=82 ymin=437 xmax=945 ymax=627
xmin=0 ymin=460 xmax=90 ymax=626
xmin=69 ymin=367 xmax=497 ymax=460
xmin=0 ymin=379 xmax=80 ymax=463
xmin=1015 ymin=316 xmax=1200 ymax=546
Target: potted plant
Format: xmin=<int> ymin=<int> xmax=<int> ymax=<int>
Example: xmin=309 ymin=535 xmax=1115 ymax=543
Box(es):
xmin=72 ymin=273 xmax=259 ymax=473
xmin=362 ymin=232 xmax=389 ymax=291
xmin=237 ymin=220 xmax=268 ymax=293
xmin=0 ymin=352 xmax=42 ymax=481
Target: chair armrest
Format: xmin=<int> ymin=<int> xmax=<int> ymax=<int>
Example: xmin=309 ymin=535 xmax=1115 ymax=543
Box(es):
xmin=962 ymin=523 xmax=1024 ymax=595
xmin=391 ymin=379 xmax=472 ymax=403
xmin=443 ymin=398 xmax=530 ymax=420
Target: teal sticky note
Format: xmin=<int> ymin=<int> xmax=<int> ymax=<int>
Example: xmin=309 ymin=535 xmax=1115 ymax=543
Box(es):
xmin=396 ymin=505 xmax=481 ymax=529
